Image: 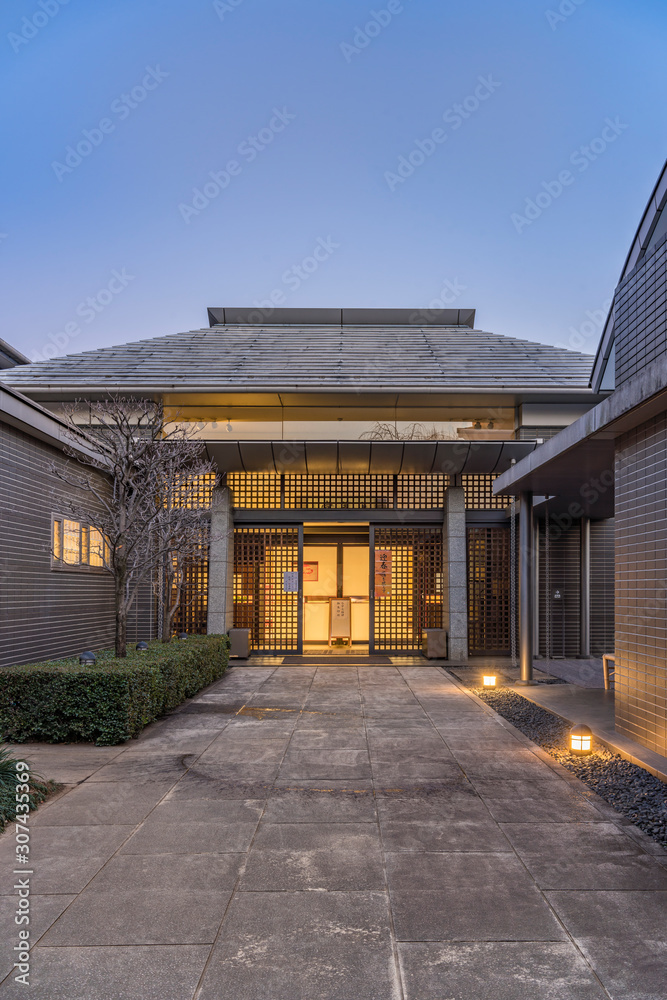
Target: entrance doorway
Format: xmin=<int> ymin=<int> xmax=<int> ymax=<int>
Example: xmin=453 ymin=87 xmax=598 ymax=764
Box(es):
xmin=231 ymin=523 xmax=443 ymax=654
xmin=302 ymin=527 xmax=370 ymax=648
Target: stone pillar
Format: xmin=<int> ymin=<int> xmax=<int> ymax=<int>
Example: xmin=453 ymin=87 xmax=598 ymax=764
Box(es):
xmin=206 ymin=486 xmax=234 ymax=634
xmin=443 ymin=487 xmax=468 ymax=662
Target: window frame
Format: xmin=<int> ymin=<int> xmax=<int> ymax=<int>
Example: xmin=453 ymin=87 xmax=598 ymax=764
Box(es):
xmin=51 ymin=514 xmax=111 ymax=573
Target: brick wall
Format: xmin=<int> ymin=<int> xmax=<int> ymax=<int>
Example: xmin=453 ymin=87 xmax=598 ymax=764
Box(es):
xmin=614 ymin=414 xmax=667 ymax=755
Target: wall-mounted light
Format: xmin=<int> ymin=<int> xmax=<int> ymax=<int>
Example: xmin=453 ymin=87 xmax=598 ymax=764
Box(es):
xmin=483 ymin=675 xmax=497 ymax=687
xmin=487 ymin=421 xmax=494 ymax=429
xmin=569 ymin=724 xmax=593 ymax=755
xmin=473 ymin=420 xmax=482 ymax=429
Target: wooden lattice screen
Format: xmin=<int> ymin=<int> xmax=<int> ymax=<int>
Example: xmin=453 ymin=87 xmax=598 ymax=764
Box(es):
xmin=233 ymin=526 xmax=300 ymax=651
xmin=373 ymin=526 xmax=443 ymax=652
xmin=467 ymin=526 xmax=514 ymax=654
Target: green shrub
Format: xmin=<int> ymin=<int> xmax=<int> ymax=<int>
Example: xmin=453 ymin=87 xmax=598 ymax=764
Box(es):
xmin=0 ymin=635 xmax=229 ymax=746
xmin=0 ymin=745 xmax=56 ymax=832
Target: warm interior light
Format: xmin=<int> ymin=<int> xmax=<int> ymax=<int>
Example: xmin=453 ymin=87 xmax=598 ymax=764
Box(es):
xmin=569 ymin=724 xmax=593 ymax=755
xmin=483 ymin=675 xmax=496 ymax=687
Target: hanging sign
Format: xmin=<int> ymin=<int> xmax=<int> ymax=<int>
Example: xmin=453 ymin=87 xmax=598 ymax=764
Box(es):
xmin=374 ymin=549 xmax=392 ymax=598
xmin=283 ymin=571 xmax=298 ymax=593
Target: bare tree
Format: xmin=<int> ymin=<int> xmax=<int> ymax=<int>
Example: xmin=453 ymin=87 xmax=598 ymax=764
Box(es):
xmin=51 ymin=395 xmax=217 ymax=656
xmin=360 ymin=421 xmax=458 ymax=441
xmin=152 ymin=457 xmax=212 ymax=642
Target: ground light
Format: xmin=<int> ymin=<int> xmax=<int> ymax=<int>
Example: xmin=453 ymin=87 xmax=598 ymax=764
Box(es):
xmin=569 ymin=724 xmax=593 ymax=755
xmin=136 ymin=641 xmax=148 ymax=651
xmin=178 ymin=632 xmax=188 ymax=640
xmin=79 ymin=651 xmax=96 ymax=664
xmin=482 ymin=675 xmax=497 ymax=687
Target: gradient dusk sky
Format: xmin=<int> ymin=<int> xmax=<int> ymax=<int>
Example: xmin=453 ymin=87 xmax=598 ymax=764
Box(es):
xmin=2 ymin=0 xmax=666 ymax=364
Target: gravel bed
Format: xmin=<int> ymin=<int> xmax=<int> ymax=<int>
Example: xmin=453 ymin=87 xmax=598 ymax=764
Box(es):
xmin=465 ymin=684 xmax=667 ymax=849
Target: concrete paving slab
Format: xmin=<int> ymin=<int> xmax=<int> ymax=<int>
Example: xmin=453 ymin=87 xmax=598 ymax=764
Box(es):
xmin=502 ymin=822 xmax=667 ymax=890
xmin=197 ymin=891 xmax=398 ymax=1000
xmin=263 ymin=788 xmax=377 ymax=823
xmin=28 ymin=780 xmax=175 ymax=827
xmin=0 ymin=945 xmax=210 ymax=999
xmin=0 ymin=895 xmax=75 ymax=979
xmin=241 ymin=823 xmax=385 ymax=891
xmin=546 ymin=890 xmax=667 ymax=1000
xmin=2 ymin=661 xmax=664 ymax=998
xmin=386 ymin=852 xmax=567 ymax=941
xmin=399 ymin=942 xmax=608 ymax=999
xmin=470 ymin=777 xmax=607 ymax=823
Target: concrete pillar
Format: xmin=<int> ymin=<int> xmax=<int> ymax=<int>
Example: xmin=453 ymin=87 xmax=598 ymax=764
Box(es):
xmin=579 ymin=517 xmax=591 ymax=657
xmin=517 ymin=491 xmax=536 ymax=684
xmin=206 ymin=485 xmax=234 ymax=634
xmin=443 ymin=487 xmax=468 ymax=662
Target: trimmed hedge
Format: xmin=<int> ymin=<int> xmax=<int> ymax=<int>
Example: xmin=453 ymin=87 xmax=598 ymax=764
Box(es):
xmin=0 ymin=635 xmax=229 ymax=746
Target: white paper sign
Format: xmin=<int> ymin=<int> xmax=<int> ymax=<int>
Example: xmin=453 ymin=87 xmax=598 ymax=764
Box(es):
xmin=283 ymin=571 xmax=298 ymax=593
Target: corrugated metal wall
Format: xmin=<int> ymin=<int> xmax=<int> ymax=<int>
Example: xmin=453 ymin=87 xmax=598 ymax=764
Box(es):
xmin=590 ymin=518 xmax=615 ymax=656
xmin=0 ymin=423 xmax=153 ymax=668
xmin=537 ymin=515 xmax=614 ymax=659
xmin=538 ymin=517 xmax=581 ymax=658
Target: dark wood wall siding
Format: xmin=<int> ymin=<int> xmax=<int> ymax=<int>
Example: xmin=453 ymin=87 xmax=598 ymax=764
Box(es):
xmin=590 ymin=518 xmax=615 ymax=656
xmin=537 ymin=517 xmax=581 ymax=658
xmin=0 ymin=423 xmax=152 ymax=668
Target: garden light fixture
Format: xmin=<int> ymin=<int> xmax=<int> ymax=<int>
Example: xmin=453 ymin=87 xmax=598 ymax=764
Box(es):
xmin=79 ymin=650 xmax=96 ymax=664
xmin=483 ymin=675 xmax=497 ymax=687
xmin=136 ymin=641 xmax=148 ymax=651
xmin=569 ymin=724 xmax=593 ymax=755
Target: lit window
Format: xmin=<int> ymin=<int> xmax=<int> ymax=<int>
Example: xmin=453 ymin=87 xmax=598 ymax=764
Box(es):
xmin=89 ymin=528 xmax=105 ymax=567
xmin=52 ymin=517 xmax=109 ymax=571
xmin=63 ymin=520 xmax=80 ymax=564
xmin=53 ymin=519 xmax=62 ymax=560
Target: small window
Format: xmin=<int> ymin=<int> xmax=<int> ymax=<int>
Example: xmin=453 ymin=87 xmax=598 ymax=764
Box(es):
xmin=53 ymin=519 xmax=62 ymax=560
xmin=52 ymin=516 xmax=110 ymax=571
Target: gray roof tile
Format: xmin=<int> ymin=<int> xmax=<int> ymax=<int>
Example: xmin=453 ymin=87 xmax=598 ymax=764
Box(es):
xmin=6 ymin=325 xmax=593 ymax=391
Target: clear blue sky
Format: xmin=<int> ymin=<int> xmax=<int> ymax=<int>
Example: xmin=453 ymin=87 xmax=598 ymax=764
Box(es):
xmin=2 ymin=0 xmax=666 ymax=363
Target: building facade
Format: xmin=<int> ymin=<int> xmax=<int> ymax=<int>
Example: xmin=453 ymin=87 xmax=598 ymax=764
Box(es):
xmin=497 ymin=159 xmax=667 ymax=756
xmin=3 ymin=307 xmax=611 ymax=664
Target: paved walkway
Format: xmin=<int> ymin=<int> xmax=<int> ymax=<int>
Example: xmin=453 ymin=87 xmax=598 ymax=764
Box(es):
xmin=1 ymin=664 xmax=667 ymax=999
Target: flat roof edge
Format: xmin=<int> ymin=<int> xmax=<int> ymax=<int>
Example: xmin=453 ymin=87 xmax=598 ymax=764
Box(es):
xmin=207 ymin=307 xmax=476 ymax=328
